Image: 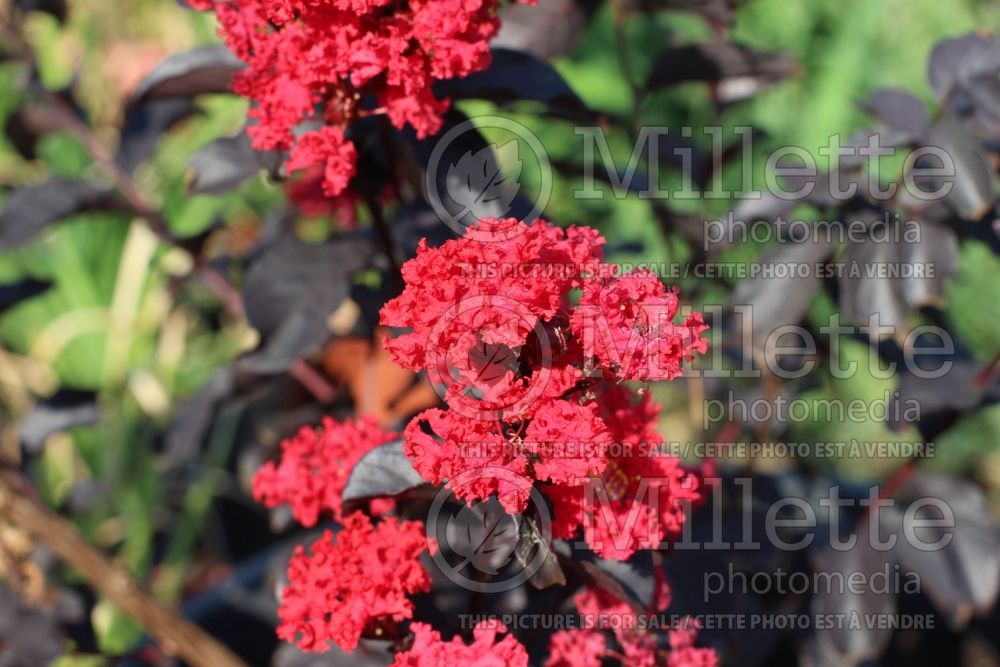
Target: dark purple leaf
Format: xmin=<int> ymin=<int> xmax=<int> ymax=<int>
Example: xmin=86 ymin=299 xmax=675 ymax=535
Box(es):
xmin=0 ymin=277 xmax=51 ymax=313
xmin=646 ymin=42 xmax=798 ymax=99
xmin=515 ymin=515 xmax=565 ymax=589
xmin=164 ymin=366 xmax=235 ymax=464
xmin=0 ymin=178 xmax=116 ymax=250
xmin=928 ymin=33 xmax=1000 ymax=134
xmin=436 ymin=48 xmax=587 ymax=115
xmin=897 ymin=220 xmax=958 ymax=308
xmin=922 ymin=110 xmax=994 ymax=221
xmin=240 ymin=235 xmax=372 ymax=373
xmin=447 ymin=498 xmax=520 ymax=577
xmin=491 ymin=0 xmax=589 ymax=61
xmin=12 ymin=0 xmax=67 ymax=22
xmin=890 ymin=348 xmax=1000 ymax=435
xmin=130 ymin=45 xmax=244 ymax=105
xmin=885 ymin=474 xmax=1000 ymax=627
xmin=188 ymin=129 xmax=280 ymax=195
xmin=804 ymin=539 xmax=897 ymax=667
xmin=117 ymin=98 xmax=199 ymax=173
xmin=838 ymin=238 xmax=908 ymax=331
xmin=729 ymin=235 xmax=837 ymax=349
xmin=341 ymin=440 xmax=427 ymax=506
xmin=19 ymin=389 xmax=99 ymax=453
xmin=862 ymin=89 xmax=930 ymax=141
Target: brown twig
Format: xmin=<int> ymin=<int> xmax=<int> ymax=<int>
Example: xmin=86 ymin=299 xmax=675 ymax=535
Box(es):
xmin=0 ymin=469 xmax=248 ymax=667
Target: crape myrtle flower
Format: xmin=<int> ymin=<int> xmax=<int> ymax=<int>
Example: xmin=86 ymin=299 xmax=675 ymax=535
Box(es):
xmin=571 ymin=269 xmax=709 ymax=382
xmin=255 ymin=214 xmax=716 ymax=662
xmin=544 ymin=387 xmax=703 ymax=560
xmin=277 ymin=513 xmax=433 ymax=652
xmin=391 ymin=620 xmax=529 ymax=666
xmin=189 ymin=0 xmax=528 ymax=196
xmin=566 ymin=588 xmax=718 ymax=667
xmin=253 ymin=415 xmax=398 ymax=527
xmin=381 ymin=217 xmax=708 ymax=557
xmin=545 ymin=629 xmax=606 ymax=667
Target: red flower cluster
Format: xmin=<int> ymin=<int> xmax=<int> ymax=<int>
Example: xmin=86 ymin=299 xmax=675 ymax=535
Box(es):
xmin=545 ymin=629 xmax=606 ymax=667
xmin=277 ymin=513 xmax=433 ymax=652
xmin=546 ymin=386 xmax=703 ymax=559
xmin=573 ymin=270 xmax=708 ymax=382
xmin=381 ymin=217 xmax=707 ymax=558
xmin=189 ymin=0 xmax=511 ymax=196
xmin=252 ymin=415 xmax=398 ymax=526
xmin=392 ymin=620 xmax=528 ymax=666
xmin=545 ymin=588 xmax=717 ymax=667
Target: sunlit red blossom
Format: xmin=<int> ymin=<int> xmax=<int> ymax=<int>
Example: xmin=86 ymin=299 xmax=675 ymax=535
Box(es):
xmin=575 ymin=586 xmax=658 ymax=664
xmin=285 ymin=126 xmax=357 ymax=197
xmin=571 ymin=269 xmax=708 ymax=382
xmin=403 ymin=407 xmax=532 ymax=513
xmin=523 ymin=399 xmax=611 ymax=485
xmin=543 ymin=389 xmax=701 ymax=560
xmin=667 ymin=621 xmax=718 ymax=667
xmin=190 ymin=0 xmax=514 ymax=195
xmin=392 ymin=620 xmax=529 ymax=666
xmin=277 ymin=513 xmax=432 ymax=652
xmin=380 ymin=217 xmax=605 ymax=372
xmin=382 ymin=217 xmax=708 ymax=528
xmin=252 ymin=416 xmax=398 ymax=527
xmin=573 ymin=589 xmax=717 ymax=667
xmin=403 ymin=396 xmax=610 ymax=513
xmin=549 ymin=442 xmax=700 ymax=560
xmin=545 ymin=629 xmax=606 ymax=667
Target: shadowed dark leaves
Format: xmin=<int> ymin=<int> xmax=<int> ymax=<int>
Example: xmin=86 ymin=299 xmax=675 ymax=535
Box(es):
xmin=188 ymin=129 xmax=280 ymax=195
xmin=0 ymin=277 xmax=51 ymax=314
xmin=921 ymin=110 xmax=995 ymax=221
xmin=515 ymin=515 xmax=565 ymax=589
xmin=837 ymin=219 xmax=958 ymax=331
xmin=928 ymin=33 xmax=1000 ymax=134
xmin=445 ymin=139 xmax=522 ymax=222
xmin=862 ymin=89 xmax=930 ymax=141
xmin=575 ymin=559 xmax=648 ymax=614
xmin=882 ymin=474 xmax=1000 ymax=628
xmin=889 ymin=345 xmax=1000 ymax=437
xmin=0 ymin=178 xmax=118 ymax=250
xmin=437 ymin=48 xmax=588 ymax=116
xmin=341 ymin=440 xmax=426 ymax=508
xmin=19 ymin=389 xmax=100 ymax=454
xmin=12 ymin=0 xmax=67 ymax=21
xmin=130 ymin=45 xmax=244 ymax=105
xmin=646 ymin=42 xmax=798 ymax=101
xmin=729 ymin=235 xmax=837 ymax=349
xmin=413 ymin=109 xmax=536 ymax=228
xmin=804 ymin=539 xmax=897 ymax=667
xmin=239 ymin=235 xmax=372 ymax=373
xmin=117 ymin=98 xmax=199 ymax=174
xmin=164 ymin=366 xmax=236 ymax=464
xmin=450 ymin=498 xmax=520 ymax=577
xmin=491 ymin=0 xmax=590 ymax=61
